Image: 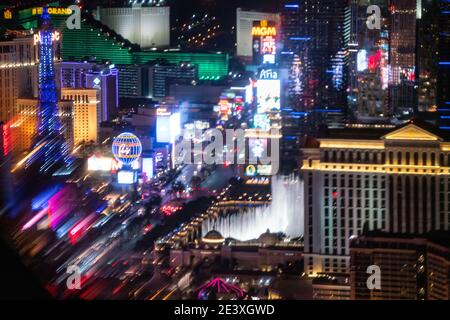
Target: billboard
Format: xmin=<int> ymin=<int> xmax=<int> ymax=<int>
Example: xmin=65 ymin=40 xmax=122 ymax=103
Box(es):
xmin=357 ymin=49 xmax=368 ymax=72
xmin=263 ymin=54 xmax=275 ymax=64
xmin=245 ymin=81 xmax=254 ymax=104
xmin=249 ymin=138 xmax=268 ymax=160
xmin=88 ymin=155 xmax=140 ymax=172
xmin=142 ymin=158 xmax=154 ymax=180
xmin=257 ymin=78 xmax=280 ymax=113
xmin=156 ymin=109 xmax=181 ymax=144
xmin=252 ymin=20 xmax=277 ymax=64
xmin=88 ymin=156 xmax=114 ymax=171
xmin=261 ymin=36 xmax=276 ymax=55
xmin=253 ymin=113 xmax=271 ymax=131
xmin=117 ymin=170 xmax=136 ymax=184
xmin=244 ymin=164 xmax=273 ymax=176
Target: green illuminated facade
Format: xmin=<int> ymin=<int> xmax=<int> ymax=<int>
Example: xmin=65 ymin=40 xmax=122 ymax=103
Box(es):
xmin=61 ymin=23 xmax=228 ymax=79
xmin=1 ymin=5 xmax=228 ymax=80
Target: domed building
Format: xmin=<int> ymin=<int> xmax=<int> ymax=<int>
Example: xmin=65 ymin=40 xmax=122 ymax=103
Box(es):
xmin=202 ymin=230 xmax=225 ymax=245
xmin=257 ymin=229 xmax=281 ymax=246
xmin=168 ymin=229 xmax=303 ymax=275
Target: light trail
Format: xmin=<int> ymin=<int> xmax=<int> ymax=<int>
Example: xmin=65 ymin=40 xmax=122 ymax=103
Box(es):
xmin=149 ymin=284 xmax=169 ymax=300
xmin=71 ymin=144 xmax=82 ymax=154
xmin=11 ymin=142 xmax=46 ymax=172
xmin=162 ymin=288 xmax=177 ymax=300
xmin=22 ymin=207 xmax=49 ymax=230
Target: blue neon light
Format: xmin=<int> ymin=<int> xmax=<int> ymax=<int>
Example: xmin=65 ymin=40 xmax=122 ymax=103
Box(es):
xmin=315 ymin=109 xmax=343 ymax=113
xmin=289 ymin=37 xmax=311 ymax=41
xmin=291 ymin=112 xmax=308 ymax=116
xmin=31 ymin=184 xmax=63 ymax=210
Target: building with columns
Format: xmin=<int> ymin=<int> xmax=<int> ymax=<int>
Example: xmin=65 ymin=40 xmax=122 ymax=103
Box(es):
xmin=301 ymin=121 xmax=450 ymax=275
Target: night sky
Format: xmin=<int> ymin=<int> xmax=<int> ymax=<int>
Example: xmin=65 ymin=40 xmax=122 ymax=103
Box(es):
xmin=169 ymin=0 xmax=281 ymax=23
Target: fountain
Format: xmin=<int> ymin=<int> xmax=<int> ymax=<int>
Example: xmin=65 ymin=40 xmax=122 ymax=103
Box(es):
xmin=202 ymin=175 xmax=303 ymax=241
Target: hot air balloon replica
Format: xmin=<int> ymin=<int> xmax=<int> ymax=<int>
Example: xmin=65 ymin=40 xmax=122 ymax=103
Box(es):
xmin=112 ymin=132 xmax=142 ymax=166
xmin=112 ymin=132 xmax=142 ymax=184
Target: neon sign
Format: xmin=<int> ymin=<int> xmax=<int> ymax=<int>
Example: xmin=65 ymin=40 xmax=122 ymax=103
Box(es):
xmin=252 ymin=26 xmax=277 ymax=37
xmin=32 ymin=7 xmax=73 ymax=16
xmin=259 ymin=69 xmax=278 ymax=80
xmin=3 ymin=9 xmax=12 ymax=19
xmin=2 ymin=121 xmax=12 ymax=156
xmin=33 ymin=31 xmax=60 ymax=45
xmin=252 ymin=20 xmax=277 ymax=37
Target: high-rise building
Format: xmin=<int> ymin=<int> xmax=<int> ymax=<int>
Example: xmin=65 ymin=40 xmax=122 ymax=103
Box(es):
xmin=312 ymin=274 xmax=351 ymax=300
xmin=148 ymin=62 xmax=197 ymax=100
xmin=236 ymin=8 xmax=280 ymax=60
xmin=436 ymin=0 xmax=450 ymax=129
xmin=0 ymin=32 xmax=39 ymax=123
xmin=13 ymin=98 xmax=78 ymax=153
xmin=417 ymin=0 xmax=440 ymax=113
xmin=280 ymin=0 xmax=351 ymax=172
xmin=61 ymin=88 xmax=98 ymax=146
xmin=86 ymin=67 xmax=118 ymax=123
xmin=348 ymin=0 xmax=389 ymax=120
xmin=280 ymin=1 xmax=310 ymax=113
xmin=15 ymin=98 xmax=38 ymax=152
xmin=117 ymin=64 xmax=145 ymax=97
xmin=301 ymin=120 xmax=450 ymax=275
xmin=280 ymin=2 xmax=302 ymax=59
xmin=58 ymin=100 xmax=75 ymax=151
xmin=279 ymin=2 xmax=308 ymax=173
xmin=281 ymin=0 xmax=351 ymax=120
xmin=389 ymin=0 xmax=417 ymax=118
xmin=57 ymin=61 xmax=119 ymax=124
xmin=94 ymin=4 xmax=170 ymax=49
xmin=1 ymin=5 xmax=229 ymax=81
xmin=350 ymin=231 xmax=450 ymax=300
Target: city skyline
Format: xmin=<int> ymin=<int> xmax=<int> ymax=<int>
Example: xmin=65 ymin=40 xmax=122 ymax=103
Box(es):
xmin=0 ymin=0 xmax=449 ymax=304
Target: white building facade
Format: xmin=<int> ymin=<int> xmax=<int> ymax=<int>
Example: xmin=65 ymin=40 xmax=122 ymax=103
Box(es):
xmin=95 ymin=5 xmax=170 ymax=49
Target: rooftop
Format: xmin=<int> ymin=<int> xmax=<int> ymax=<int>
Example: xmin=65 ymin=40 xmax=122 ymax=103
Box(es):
xmin=318 ymin=119 xmax=450 ymax=142
xmin=351 ymin=230 xmax=450 ymax=252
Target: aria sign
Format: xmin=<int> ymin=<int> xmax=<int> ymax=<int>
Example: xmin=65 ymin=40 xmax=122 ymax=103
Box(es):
xmin=259 ymin=69 xmax=278 ymax=80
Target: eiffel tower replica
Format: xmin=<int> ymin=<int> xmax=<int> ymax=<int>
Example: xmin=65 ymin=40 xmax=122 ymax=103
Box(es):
xmin=27 ymin=7 xmax=70 ymax=175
